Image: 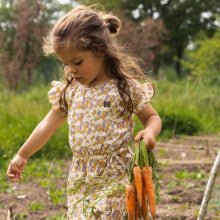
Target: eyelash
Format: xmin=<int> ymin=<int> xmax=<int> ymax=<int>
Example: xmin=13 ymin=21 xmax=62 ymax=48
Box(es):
xmin=63 ymin=61 xmax=82 ymax=67
xmin=75 ymin=61 xmax=82 ymax=65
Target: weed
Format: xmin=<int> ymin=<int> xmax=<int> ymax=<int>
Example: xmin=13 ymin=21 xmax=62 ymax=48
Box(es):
xmin=195 ymin=187 xmax=204 ymax=192
xmin=159 ymin=160 xmax=169 ymax=167
xmin=172 ymin=196 xmax=179 ymax=202
xmin=13 ymin=213 xmax=28 ymax=220
xmin=47 ymin=184 xmax=66 ymax=205
xmin=28 ymin=201 xmax=44 ymax=211
xmin=194 ymin=208 xmax=199 ymax=217
xmin=158 ymin=148 xmax=166 ymax=157
xmin=38 ymin=179 xmax=51 ymax=188
xmin=22 ymin=159 xmax=67 ymax=182
xmin=168 ymin=181 xmax=179 ymax=188
xmin=0 ymin=202 xmax=5 ymax=209
xmin=46 ymin=214 xmax=67 ymax=220
xmin=175 ymin=169 xmax=206 ymax=180
xmin=180 ymin=202 xmax=191 ymax=211
xmin=183 ymin=182 xmax=195 ymax=188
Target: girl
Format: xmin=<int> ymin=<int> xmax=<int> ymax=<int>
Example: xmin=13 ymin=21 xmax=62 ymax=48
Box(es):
xmin=7 ymin=5 xmax=162 ymax=219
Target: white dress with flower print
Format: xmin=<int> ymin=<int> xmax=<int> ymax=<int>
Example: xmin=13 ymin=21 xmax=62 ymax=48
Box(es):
xmin=48 ymin=79 xmax=154 ymax=220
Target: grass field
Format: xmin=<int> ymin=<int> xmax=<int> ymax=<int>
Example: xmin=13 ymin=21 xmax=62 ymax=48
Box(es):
xmin=0 ymin=76 xmax=219 ymax=219
xmin=0 ymin=77 xmax=219 ymax=161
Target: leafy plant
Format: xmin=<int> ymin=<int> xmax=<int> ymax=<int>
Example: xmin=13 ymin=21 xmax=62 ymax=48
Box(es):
xmin=28 ymin=201 xmax=44 ymax=211
xmin=168 ymin=181 xmax=179 ymax=188
xmin=175 ymin=169 xmax=206 ymax=180
xmin=46 ymin=214 xmax=67 ymax=220
xmin=12 ymin=213 xmax=28 ymax=220
xmin=47 ymin=184 xmax=66 ymax=205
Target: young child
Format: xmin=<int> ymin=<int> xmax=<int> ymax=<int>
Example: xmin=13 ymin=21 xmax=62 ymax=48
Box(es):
xmin=7 ymin=5 xmax=162 ymax=219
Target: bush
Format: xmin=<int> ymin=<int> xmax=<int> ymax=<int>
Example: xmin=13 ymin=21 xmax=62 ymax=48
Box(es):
xmin=1 ymin=76 xmax=219 ymax=160
xmin=159 ymin=111 xmax=200 ymax=137
xmin=182 ymin=30 xmax=220 ymax=84
xmin=151 ymin=79 xmax=220 ymax=139
xmin=0 ymin=84 xmax=71 ymax=160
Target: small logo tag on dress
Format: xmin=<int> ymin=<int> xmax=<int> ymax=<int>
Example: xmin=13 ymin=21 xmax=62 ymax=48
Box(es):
xmin=103 ymin=101 xmax=111 ymax=107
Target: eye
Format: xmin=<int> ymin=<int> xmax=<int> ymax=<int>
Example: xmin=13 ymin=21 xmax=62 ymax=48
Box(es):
xmin=75 ymin=60 xmax=82 ymax=65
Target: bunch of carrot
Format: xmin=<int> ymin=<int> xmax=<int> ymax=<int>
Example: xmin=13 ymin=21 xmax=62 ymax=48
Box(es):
xmin=126 ymin=139 xmax=158 ymax=220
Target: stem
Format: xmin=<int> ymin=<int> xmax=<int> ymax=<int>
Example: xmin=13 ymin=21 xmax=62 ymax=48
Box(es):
xmin=134 ymin=144 xmax=140 ymax=165
xmin=87 ymin=191 xmax=123 ymax=215
xmin=72 ymin=175 xmax=125 ymax=187
xmin=140 ymin=139 xmax=149 ymax=166
xmin=67 ymin=180 xmax=86 ymax=195
xmin=73 ymin=187 xmax=125 ymax=206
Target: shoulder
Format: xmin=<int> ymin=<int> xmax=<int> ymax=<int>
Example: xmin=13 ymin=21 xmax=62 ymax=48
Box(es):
xmin=49 ymin=80 xmax=78 ymax=95
xmin=127 ymin=78 xmax=154 ymax=96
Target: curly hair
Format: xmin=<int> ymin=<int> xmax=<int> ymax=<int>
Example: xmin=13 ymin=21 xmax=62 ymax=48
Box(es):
xmin=43 ymin=5 xmax=152 ymax=116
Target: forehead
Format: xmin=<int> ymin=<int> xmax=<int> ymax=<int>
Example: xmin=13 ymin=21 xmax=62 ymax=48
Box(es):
xmin=56 ymin=47 xmax=84 ymax=62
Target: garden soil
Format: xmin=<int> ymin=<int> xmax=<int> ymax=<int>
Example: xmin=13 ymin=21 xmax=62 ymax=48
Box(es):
xmin=0 ymin=134 xmax=219 ymax=220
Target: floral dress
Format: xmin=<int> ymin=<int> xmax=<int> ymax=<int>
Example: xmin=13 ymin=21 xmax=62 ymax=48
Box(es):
xmin=48 ymin=78 xmax=154 ymax=219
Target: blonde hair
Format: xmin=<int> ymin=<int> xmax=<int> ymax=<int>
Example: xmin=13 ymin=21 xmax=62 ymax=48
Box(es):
xmin=43 ymin=5 xmax=151 ymax=116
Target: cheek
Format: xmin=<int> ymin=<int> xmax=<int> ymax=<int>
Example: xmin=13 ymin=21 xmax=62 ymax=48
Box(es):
xmin=81 ymin=64 xmax=97 ymax=75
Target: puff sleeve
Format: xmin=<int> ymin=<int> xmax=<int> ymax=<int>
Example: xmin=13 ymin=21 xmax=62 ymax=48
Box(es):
xmin=129 ymin=80 xmax=154 ymax=115
xmin=48 ymin=81 xmax=67 ymax=116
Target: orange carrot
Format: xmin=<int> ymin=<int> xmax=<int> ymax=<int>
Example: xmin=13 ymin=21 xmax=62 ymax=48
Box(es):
xmin=126 ymin=184 xmax=136 ymax=220
xmin=135 ymin=202 xmax=139 ymax=220
xmin=143 ymin=166 xmax=156 ymax=219
xmin=142 ymin=181 xmax=149 ymax=220
xmin=133 ymin=166 xmax=143 ymax=209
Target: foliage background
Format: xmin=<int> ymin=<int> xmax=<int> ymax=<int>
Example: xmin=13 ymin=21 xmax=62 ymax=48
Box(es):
xmin=0 ymin=0 xmax=219 ymax=161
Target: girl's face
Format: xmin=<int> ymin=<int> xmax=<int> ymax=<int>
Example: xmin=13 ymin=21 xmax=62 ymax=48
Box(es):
xmin=56 ymin=47 xmax=109 ymax=86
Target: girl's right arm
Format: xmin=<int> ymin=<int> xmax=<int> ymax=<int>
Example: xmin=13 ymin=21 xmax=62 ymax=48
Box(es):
xmin=7 ymin=110 xmax=66 ymax=182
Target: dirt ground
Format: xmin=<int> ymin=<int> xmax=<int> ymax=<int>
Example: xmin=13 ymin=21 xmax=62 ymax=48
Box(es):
xmin=0 ymin=134 xmax=219 ymax=220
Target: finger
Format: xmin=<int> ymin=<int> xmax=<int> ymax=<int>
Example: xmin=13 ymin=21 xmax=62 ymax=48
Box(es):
xmin=143 ymin=138 xmax=150 ymax=149
xmin=13 ymin=174 xmax=19 ymax=182
xmin=7 ymin=168 xmax=16 ymax=179
xmin=18 ymin=173 xmax=22 ymax=180
xmin=12 ymin=177 xmax=19 ymax=182
xmin=8 ymin=174 xmax=18 ymax=182
xmin=147 ymin=143 xmax=155 ymax=150
xmin=134 ymin=131 xmax=145 ymax=142
xmin=7 ymin=164 xmax=13 ymax=175
xmin=145 ymin=140 xmax=155 ymax=150
xmin=7 ymin=173 xmax=15 ymax=178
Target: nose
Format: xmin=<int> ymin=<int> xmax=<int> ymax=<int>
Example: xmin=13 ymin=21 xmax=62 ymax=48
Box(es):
xmin=68 ymin=65 xmax=77 ymax=74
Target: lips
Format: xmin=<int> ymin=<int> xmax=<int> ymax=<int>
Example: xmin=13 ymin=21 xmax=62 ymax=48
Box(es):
xmin=74 ymin=77 xmax=82 ymax=81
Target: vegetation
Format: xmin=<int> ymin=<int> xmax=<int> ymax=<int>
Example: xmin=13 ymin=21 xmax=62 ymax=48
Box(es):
xmin=0 ymin=70 xmax=219 ymax=163
xmin=182 ymin=30 xmax=220 ymax=84
xmin=79 ymin=0 xmax=220 ymax=76
xmin=0 ymin=1 xmax=219 ymax=219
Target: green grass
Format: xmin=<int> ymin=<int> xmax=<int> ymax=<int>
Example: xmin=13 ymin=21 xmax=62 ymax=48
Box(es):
xmin=0 ymin=74 xmax=219 ymax=163
xmin=0 ymin=83 xmax=71 ymax=161
xmin=1 ymin=73 xmax=219 ymax=219
xmin=151 ymin=78 xmax=220 ymax=138
xmin=175 ymin=169 xmax=206 ymax=180
xmin=28 ymin=201 xmax=44 ymax=211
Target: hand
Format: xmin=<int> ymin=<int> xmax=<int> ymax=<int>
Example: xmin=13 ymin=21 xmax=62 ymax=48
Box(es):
xmin=134 ymin=129 xmax=156 ymax=150
xmin=7 ymin=154 xmax=27 ymax=182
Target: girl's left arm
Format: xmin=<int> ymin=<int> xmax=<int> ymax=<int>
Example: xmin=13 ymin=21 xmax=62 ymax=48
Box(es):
xmin=134 ymin=103 xmax=162 ymax=150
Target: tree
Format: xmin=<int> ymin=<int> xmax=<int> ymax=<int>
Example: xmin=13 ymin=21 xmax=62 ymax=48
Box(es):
xmin=182 ymin=30 xmax=220 ymax=84
xmin=120 ymin=0 xmax=220 ymax=77
xmin=0 ymin=0 xmax=64 ymax=90
xmin=0 ymin=0 xmax=45 ymax=89
xmin=79 ymin=0 xmax=220 ymax=76
xmin=78 ymin=1 xmax=168 ymax=77
xmin=118 ymin=12 xmax=168 ymax=77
